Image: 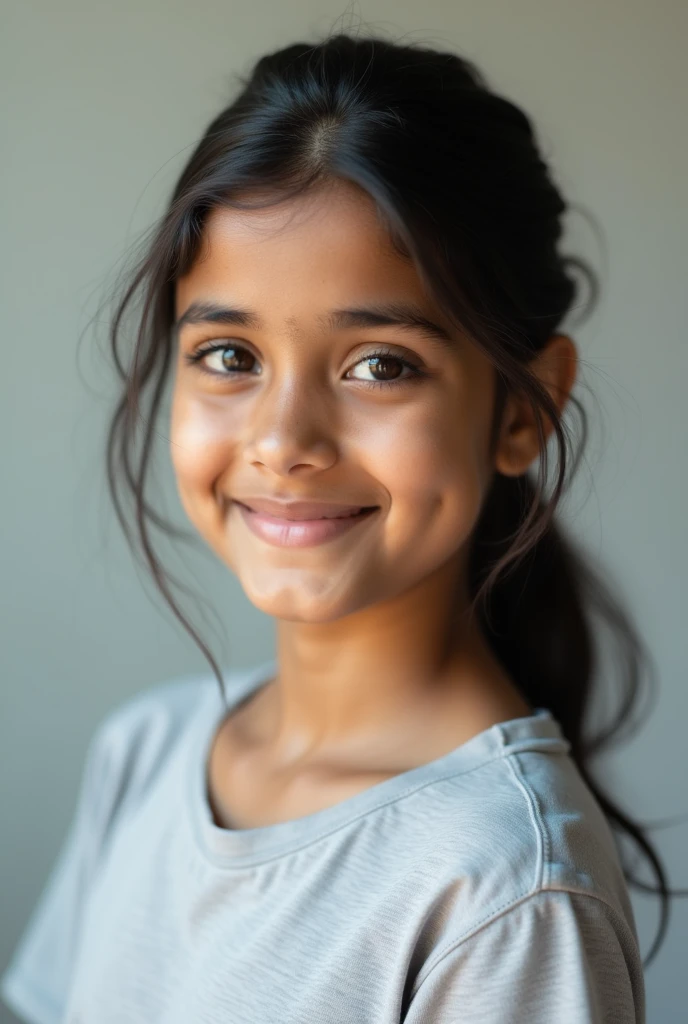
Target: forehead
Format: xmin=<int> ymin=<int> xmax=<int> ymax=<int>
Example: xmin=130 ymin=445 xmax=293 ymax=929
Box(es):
xmin=174 ymin=183 xmax=427 ymax=319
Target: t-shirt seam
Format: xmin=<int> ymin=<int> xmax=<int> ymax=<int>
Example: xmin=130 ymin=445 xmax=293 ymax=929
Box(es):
xmin=409 ymin=887 xmax=632 ymax=998
xmin=503 ymin=747 xmax=547 ymax=890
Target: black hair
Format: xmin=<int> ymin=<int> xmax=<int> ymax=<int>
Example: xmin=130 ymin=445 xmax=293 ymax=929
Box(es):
xmin=99 ymin=30 xmax=683 ymax=965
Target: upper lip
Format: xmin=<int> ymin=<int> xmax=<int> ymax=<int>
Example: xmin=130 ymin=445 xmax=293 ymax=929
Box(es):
xmin=233 ymin=497 xmax=376 ymax=520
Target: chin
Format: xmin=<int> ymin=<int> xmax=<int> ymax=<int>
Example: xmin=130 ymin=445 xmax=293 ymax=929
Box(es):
xmin=245 ymin=591 xmax=355 ymax=624
xmin=238 ymin=570 xmax=371 ymax=624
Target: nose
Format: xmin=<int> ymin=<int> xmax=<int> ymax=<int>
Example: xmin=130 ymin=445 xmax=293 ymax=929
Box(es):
xmin=242 ymin=374 xmax=338 ymax=476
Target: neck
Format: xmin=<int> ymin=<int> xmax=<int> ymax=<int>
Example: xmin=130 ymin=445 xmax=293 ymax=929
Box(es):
xmin=251 ymin=554 xmax=529 ymax=768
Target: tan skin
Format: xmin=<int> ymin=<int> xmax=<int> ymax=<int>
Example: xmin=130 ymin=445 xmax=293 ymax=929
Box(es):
xmin=171 ymin=180 xmax=578 ymax=829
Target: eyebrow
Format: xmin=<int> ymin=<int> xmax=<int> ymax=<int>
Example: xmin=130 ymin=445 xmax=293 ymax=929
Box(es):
xmin=173 ymin=300 xmax=455 ymax=350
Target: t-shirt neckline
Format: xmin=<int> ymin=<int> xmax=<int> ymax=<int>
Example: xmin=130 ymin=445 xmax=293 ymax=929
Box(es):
xmin=185 ymin=658 xmax=569 ymax=869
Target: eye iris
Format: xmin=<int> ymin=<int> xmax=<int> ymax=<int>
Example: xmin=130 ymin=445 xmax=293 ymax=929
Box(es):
xmin=369 ymin=356 xmax=402 ymax=380
xmin=221 ymin=347 xmax=254 ymax=372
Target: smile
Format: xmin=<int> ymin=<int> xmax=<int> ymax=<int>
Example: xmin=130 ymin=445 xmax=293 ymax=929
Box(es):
xmin=232 ymin=502 xmax=379 ymax=548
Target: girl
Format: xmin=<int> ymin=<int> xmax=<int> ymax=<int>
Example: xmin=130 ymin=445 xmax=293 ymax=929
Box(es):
xmin=1 ymin=31 xmax=673 ymax=1024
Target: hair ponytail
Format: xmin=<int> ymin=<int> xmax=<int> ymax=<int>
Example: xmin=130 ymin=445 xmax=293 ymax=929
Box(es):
xmin=469 ymin=467 xmax=673 ymax=964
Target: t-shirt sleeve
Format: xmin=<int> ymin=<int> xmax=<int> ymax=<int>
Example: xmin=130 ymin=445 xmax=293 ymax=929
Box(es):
xmin=403 ymin=889 xmax=645 ymax=1024
xmin=1 ymin=717 xmax=117 ymax=1024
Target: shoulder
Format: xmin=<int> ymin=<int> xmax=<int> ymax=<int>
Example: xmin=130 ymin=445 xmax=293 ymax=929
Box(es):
xmin=82 ymin=662 xmax=268 ymax=825
xmin=410 ymin=713 xmax=637 ymax=944
xmin=93 ymin=669 xmax=216 ymax=747
xmin=87 ymin=669 xmax=215 ymax=776
xmin=400 ymin=721 xmax=645 ymax=1019
xmin=92 ymin=658 xmax=275 ymax=746
xmin=500 ymin=732 xmax=633 ymax=913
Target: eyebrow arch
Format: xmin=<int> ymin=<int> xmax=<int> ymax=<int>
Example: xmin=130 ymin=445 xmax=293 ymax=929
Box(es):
xmin=174 ymin=300 xmax=455 ymax=350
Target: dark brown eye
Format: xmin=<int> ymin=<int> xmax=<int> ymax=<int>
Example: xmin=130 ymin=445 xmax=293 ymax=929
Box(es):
xmin=347 ymin=352 xmax=419 ymax=384
xmin=220 ymin=346 xmax=256 ymax=372
xmin=367 ymin=356 xmax=403 ymax=380
xmin=183 ymin=342 xmax=260 ymax=378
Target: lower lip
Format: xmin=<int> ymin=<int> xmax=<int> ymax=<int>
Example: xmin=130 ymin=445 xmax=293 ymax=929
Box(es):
xmin=234 ymin=502 xmax=379 ymax=548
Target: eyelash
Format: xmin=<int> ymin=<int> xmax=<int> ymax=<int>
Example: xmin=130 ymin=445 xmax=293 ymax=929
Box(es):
xmin=182 ymin=342 xmax=428 ymax=389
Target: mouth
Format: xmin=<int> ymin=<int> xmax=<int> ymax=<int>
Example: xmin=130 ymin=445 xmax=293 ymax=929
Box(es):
xmin=234 ymin=497 xmax=376 ymax=520
xmin=232 ymin=501 xmax=380 ymax=548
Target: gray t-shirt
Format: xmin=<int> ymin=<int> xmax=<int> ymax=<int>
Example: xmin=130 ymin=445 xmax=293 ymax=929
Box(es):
xmin=1 ymin=659 xmax=644 ymax=1023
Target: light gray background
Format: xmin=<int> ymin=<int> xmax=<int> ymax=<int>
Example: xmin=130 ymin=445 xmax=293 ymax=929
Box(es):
xmin=1 ymin=1 xmax=686 ymax=1021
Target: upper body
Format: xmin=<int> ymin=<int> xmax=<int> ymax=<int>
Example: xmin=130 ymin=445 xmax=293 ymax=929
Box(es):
xmin=1 ymin=658 xmax=644 ymax=1024
xmin=3 ymin=34 xmax=659 ymax=1024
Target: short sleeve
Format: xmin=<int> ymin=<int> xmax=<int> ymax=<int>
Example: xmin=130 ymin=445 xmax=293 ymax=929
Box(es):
xmin=1 ymin=719 xmax=116 ymax=1024
xmin=403 ymin=889 xmax=645 ymax=1024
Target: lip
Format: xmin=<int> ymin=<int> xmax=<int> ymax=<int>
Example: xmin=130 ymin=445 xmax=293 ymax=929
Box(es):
xmin=234 ymin=497 xmax=370 ymax=520
xmin=232 ymin=500 xmax=379 ymax=548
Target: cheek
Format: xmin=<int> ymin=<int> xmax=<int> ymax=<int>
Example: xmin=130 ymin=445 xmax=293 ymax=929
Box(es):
xmin=169 ymin=394 xmax=236 ymax=509
xmin=364 ymin=400 xmax=487 ymax=551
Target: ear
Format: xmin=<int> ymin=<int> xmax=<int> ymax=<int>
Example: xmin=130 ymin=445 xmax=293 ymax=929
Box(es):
xmin=494 ymin=334 xmax=578 ymax=478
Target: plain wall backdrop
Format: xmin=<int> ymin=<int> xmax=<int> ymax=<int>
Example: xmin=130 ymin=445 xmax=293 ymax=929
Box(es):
xmin=1 ymin=1 xmax=686 ymax=1021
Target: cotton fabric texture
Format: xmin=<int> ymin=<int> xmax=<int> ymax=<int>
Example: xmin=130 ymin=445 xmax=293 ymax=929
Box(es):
xmin=1 ymin=658 xmax=644 ymax=1023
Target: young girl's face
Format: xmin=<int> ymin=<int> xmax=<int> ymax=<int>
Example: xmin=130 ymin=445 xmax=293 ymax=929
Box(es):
xmin=171 ymin=182 xmax=501 ymax=623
